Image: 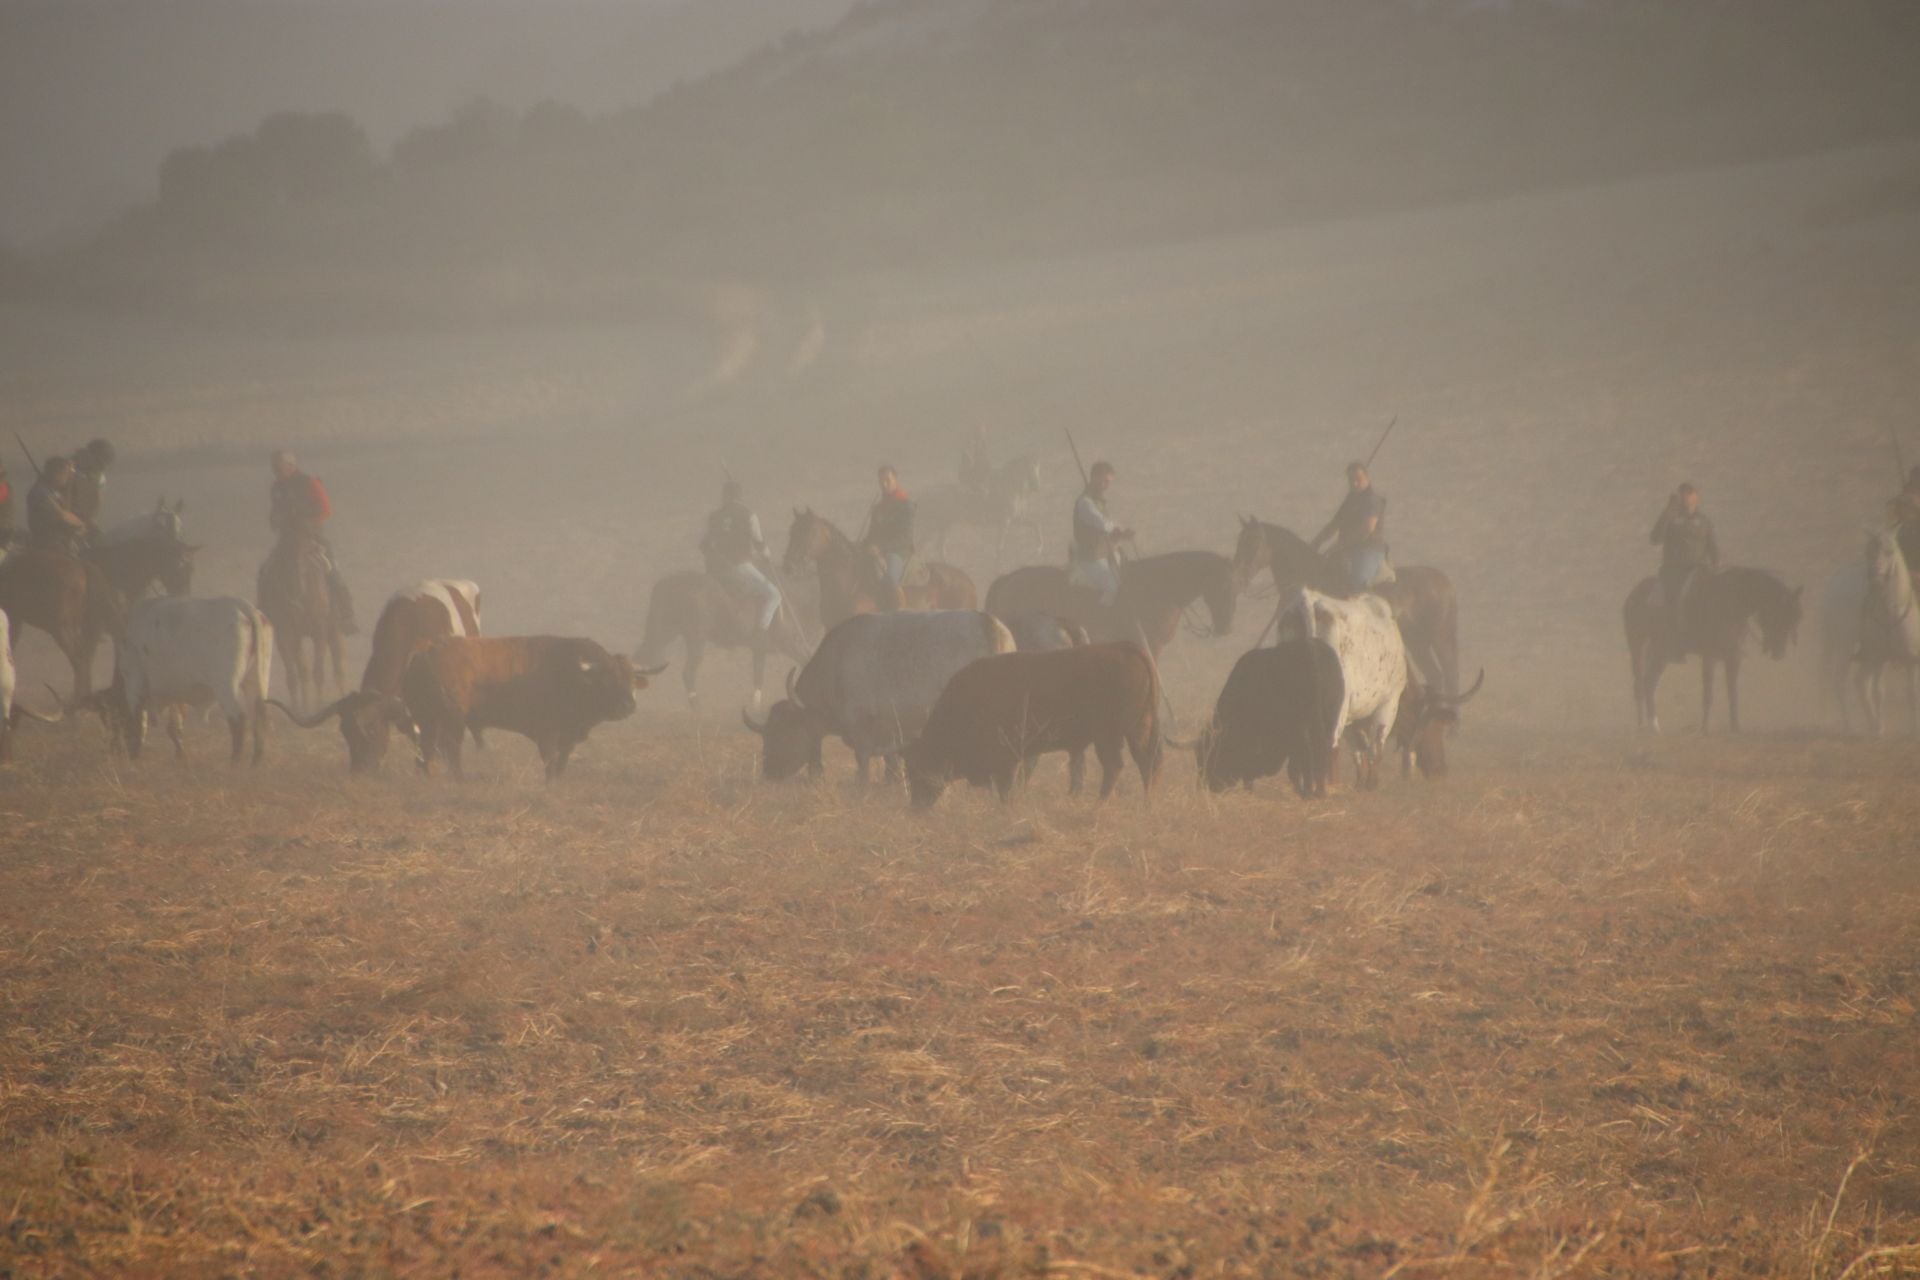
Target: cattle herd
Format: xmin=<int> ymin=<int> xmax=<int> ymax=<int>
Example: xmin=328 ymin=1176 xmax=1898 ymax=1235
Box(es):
xmin=0 ymin=497 xmax=1502 ymax=806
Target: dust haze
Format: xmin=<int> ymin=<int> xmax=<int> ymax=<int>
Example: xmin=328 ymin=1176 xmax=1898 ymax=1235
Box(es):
xmin=3 ymin=1 xmax=1920 ymax=1273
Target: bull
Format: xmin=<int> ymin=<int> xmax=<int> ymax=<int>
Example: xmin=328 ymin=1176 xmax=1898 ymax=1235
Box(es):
xmin=903 ymin=641 xmax=1162 ymax=808
xmin=1391 ymin=669 xmax=1484 ymax=779
xmin=271 ymin=579 xmax=482 ymax=772
xmin=1275 ymin=588 xmax=1407 ymax=790
xmin=401 ymin=635 xmax=661 ymax=780
xmin=85 ymin=595 xmax=274 ymax=765
xmin=1000 ymin=612 xmax=1089 ymax=652
xmin=1187 ymin=638 xmax=1343 ymax=797
xmin=743 ymin=610 xmax=1014 ymax=782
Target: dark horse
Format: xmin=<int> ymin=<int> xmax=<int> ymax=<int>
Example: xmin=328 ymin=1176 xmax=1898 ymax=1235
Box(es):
xmin=984 ymin=550 xmax=1236 ymax=657
xmin=258 ymin=533 xmax=346 ymax=711
xmin=1231 ymin=517 xmax=1461 ymax=695
xmin=1624 ymin=566 xmax=1802 ymax=733
xmin=88 ymin=500 xmax=199 ymax=601
xmin=0 ymin=550 xmax=128 ymax=699
xmin=635 ymin=571 xmax=816 ymax=711
xmin=782 ymin=509 xmax=978 ymax=629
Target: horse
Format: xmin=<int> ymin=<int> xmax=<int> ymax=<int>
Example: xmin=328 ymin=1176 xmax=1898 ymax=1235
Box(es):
xmin=635 ymin=570 xmax=816 ymax=712
xmin=0 ymin=550 xmax=127 ymax=699
xmin=88 ymin=499 xmax=198 ymax=600
xmin=257 ymin=533 xmax=345 ymax=711
xmin=1231 ymin=517 xmax=1461 ymax=694
xmin=1623 ymin=566 xmax=1802 ymax=734
xmin=983 ymin=550 xmax=1236 ymax=657
xmin=915 ymin=454 xmax=1046 ymax=565
xmin=1852 ymin=528 xmax=1920 ymax=736
xmin=781 ymin=508 xmax=977 ymax=629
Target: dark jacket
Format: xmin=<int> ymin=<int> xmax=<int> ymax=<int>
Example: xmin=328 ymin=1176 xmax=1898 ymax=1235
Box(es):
xmin=1650 ymin=505 xmax=1718 ymax=575
xmin=1318 ymin=486 xmax=1387 ymax=552
xmin=702 ymin=502 xmax=762 ymax=570
xmin=868 ymin=490 xmax=914 ymax=556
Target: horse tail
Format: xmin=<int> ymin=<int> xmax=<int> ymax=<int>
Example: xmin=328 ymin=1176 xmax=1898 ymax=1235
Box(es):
xmin=636 ymin=576 xmax=683 ymax=667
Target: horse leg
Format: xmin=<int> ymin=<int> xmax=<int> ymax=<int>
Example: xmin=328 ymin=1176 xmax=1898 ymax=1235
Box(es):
xmin=227 ymin=712 xmax=245 ymax=765
xmin=1725 ymin=654 xmax=1742 ymax=734
xmin=684 ymin=636 xmax=706 ymax=712
xmin=1699 ymin=656 xmax=1716 ymax=733
xmin=330 ymin=630 xmax=347 ymax=698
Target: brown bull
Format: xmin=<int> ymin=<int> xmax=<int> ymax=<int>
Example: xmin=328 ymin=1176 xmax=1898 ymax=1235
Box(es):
xmin=401 ymin=635 xmax=662 ymax=780
xmin=904 ymin=641 xmax=1161 ymax=808
xmin=272 ymin=580 xmax=483 ymax=772
xmin=1390 ymin=669 xmax=1484 ymax=779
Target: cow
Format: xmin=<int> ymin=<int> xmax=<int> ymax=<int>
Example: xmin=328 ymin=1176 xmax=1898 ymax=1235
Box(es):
xmin=400 ymin=635 xmax=661 ymax=780
xmin=1000 ymin=612 xmax=1089 ymax=652
xmin=1188 ymin=638 xmax=1343 ymax=797
xmin=88 ymin=596 xmax=274 ymax=765
xmin=743 ymin=610 xmax=1015 ymax=783
xmin=271 ymin=579 xmax=482 ymax=772
xmin=0 ymin=607 xmax=63 ymax=761
xmin=1274 ymin=588 xmax=1407 ymax=790
xmin=1391 ymin=669 xmax=1485 ymax=779
xmin=903 ymin=641 xmax=1162 ymax=809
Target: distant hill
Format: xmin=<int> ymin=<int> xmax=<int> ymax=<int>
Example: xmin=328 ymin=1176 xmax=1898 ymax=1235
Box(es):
xmin=26 ymin=0 xmax=1920 ymax=324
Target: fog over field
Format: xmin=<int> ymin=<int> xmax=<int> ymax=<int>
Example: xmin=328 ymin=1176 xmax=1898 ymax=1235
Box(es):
xmin=3 ymin=2 xmax=1920 ymax=1274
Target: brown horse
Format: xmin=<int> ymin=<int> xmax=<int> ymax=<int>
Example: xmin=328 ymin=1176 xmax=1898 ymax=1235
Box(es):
xmin=983 ymin=550 xmax=1236 ymax=657
xmin=1624 ymin=566 xmax=1802 ymax=733
xmin=635 ymin=570 xmax=816 ymax=711
xmin=0 ymin=550 xmax=126 ymax=698
xmin=258 ymin=534 xmax=346 ymax=711
xmin=781 ymin=509 xmax=977 ymax=628
xmin=1231 ymin=517 xmax=1461 ymax=694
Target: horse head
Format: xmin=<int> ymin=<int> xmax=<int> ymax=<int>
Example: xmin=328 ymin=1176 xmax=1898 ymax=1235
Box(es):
xmin=1757 ymin=575 xmax=1804 ymax=660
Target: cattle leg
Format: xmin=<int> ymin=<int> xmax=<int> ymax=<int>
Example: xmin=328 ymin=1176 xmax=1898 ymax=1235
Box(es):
xmin=443 ymin=721 xmax=466 ymax=777
xmin=684 ymin=637 xmax=706 ymax=712
xmin=991 ymin=764 xmax=1017 ymax=802
xmin=1094 ymin=737 xmax=1124 ymax=800
xmin=227 ymin=713 xmax=246 ymax=765
xmin=1066 ymin=748 xmax=1086 ymax=795
xmin=1699 ymin=656 xmax=1716 ymax=733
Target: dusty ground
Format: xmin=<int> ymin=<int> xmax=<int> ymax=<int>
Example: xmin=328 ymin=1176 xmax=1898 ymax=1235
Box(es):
xmin=3 ymin=720 xmax=1919 ymax=1276
xmin=3 ymin=144 xmax=1920 ymax=1274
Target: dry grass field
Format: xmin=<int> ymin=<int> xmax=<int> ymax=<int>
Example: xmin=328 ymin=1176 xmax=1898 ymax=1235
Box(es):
xmin=4 ymin=142 xmax=1920 ymax=1275
xmin=3 ymin=720 xmax=1919 ymax=1277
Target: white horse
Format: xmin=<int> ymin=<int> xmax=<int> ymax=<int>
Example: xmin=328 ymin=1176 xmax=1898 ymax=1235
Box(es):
xmin=1856 ymin=527 xmax=1920 ymax=736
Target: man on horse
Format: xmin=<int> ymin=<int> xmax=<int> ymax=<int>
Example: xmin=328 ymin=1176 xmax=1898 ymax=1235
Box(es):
xmin=1888 ymin=464 xmax=1920 ymax=577
xmin=1650 ymin=481 xmax=1719 ymax=655
xmin=27 ymin=456 xmax=94 ymax=556
xmin=959 ymin=426 xmax=992 ymax=501
xmin=270 ymin=450 xmax=357 ymax=635
xmin=70 ymin=438 xmax=115 ymax=526
xmin=0 ymin=458 xmax=15 ymax=562
xmin=701 ymin=479 xmax=782 ymax=653
xmin=1068 ymin=461 xmax=1133 ymax=606
xmin=867 ymin=465 xmax=915 ymax=588
xmin=1311 ymin=461 xmax=1392 ymax=593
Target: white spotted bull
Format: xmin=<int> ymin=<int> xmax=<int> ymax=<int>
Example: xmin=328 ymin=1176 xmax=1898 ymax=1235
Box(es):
xmin=1275 ymin=588 xmax=1407 ymax=789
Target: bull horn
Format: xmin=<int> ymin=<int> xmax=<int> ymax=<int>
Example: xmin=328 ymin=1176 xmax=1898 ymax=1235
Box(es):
xmin=1433 ymin=669 xmax=1485 ymax=708
xmin=265 ymin=696 xmax=354 ymax=729
xmin=10 ymin=700 xmax=63 ymax=726
xmin=741 ymin=707 xmax=767 ymax=735
xmin=1163 ymin=731 xmax=1199 ymax=750
xmin=634 ymin=662 xmax=668 ymax=678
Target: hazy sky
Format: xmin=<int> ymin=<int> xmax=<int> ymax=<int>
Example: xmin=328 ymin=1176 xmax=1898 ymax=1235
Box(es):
xmin=0 ymin=0 xmax=854 ymax=250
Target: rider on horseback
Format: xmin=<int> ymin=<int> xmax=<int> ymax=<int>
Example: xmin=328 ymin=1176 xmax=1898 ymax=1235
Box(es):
xmin=868 ymin=465 xmax=915 ymax=588
xmin=27 ymin=456 xmax=93 ymax=556
xmin=1069 ymin=461 xmax=1132 ymax=606
xmin=1888 ymin=464 xmax=1920 ymax=577
xmin=702 ymin=479 xmax=782 ymax=653
xmin=270 ymin=450 xmax=358 ymax=635
xmin=1311 ymin=462 xmax=1392 ymax=593
xmin=959 ymin=426 xmax=992 ymax=501
xmin=70 ymin=438 xmax=114 ymax=526
xmin=1650 ymin=481 xmax=1719 ymax=656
